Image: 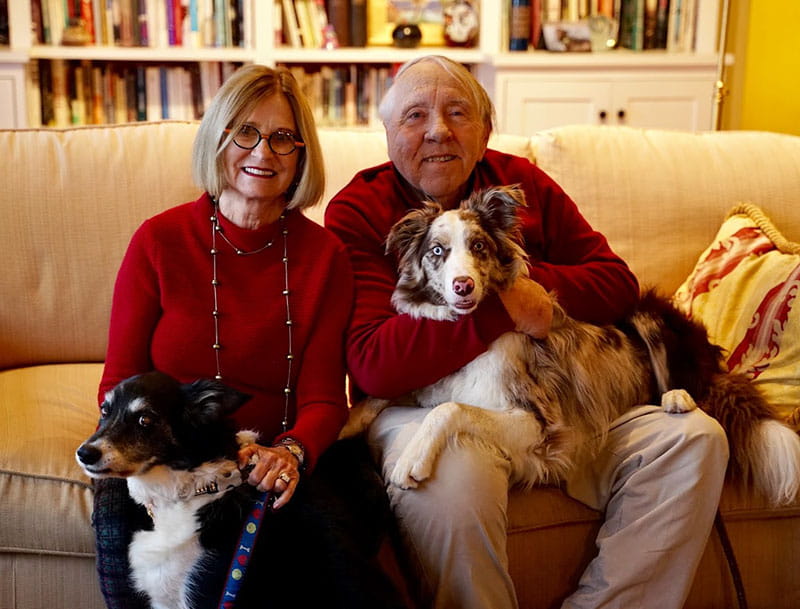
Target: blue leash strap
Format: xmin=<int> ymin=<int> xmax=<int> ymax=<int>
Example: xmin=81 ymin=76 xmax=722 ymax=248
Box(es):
xmin=218 ymin=490 xmax=272 ymax=609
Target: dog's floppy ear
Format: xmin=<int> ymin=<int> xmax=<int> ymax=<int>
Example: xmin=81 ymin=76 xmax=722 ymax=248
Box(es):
xmin=463 ymin=185 xmax=525 ymax=234
xmin=182 ymin=379 xmax=251 ymax=424
xmin=464 ymin=185 xmax=529 ymax=286
xmin=386 ymin=201 xmax=442 ymax=258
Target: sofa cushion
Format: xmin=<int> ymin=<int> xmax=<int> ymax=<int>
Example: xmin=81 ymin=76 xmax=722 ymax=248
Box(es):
xmin=530 ymin=126 xmax=800 ymax=294
xmin=0 ymin=363 xmax=102 ymax=556
xmin=673 ymin=203 xmax=800 ymax=409
xmin=0 ymin=122 xmax=202 ymax=370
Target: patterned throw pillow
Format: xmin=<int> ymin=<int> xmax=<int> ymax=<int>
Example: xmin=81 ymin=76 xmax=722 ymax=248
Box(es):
xmin=673 ymin=203 xmax=800 ymax=410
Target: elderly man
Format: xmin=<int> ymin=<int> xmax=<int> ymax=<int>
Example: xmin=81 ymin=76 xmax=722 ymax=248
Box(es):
xmin=325 ymin=55 xmax=728 ymax=609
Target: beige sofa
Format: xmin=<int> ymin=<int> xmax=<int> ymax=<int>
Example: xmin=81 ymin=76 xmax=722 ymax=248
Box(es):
xmin=2 ymin=121 xmax=799 ymax=609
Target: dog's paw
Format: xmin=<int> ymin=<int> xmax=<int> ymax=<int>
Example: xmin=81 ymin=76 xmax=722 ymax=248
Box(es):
xmin=389 ymin=438 xmax=436 ymax=489
xmin=389 ymin=456 xmax=423 ymax=489
xmin=236 ymin=429 xmax=260 ymax=448
xmin=661 ymin=389 xmax=697 ymax=414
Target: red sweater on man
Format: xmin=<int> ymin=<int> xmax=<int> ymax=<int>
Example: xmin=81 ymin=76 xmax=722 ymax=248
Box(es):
xmin=100 ymin=194 xmax=353 ymax=468
xmin=324 ymin=149 xmax=639 ymax=400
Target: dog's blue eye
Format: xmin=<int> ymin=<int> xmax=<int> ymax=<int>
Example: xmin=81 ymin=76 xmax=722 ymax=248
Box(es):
xmin=431 ymin=245 xmax=444 ymax=256
xmin=138 ymin=415 xmax=152 ymax=428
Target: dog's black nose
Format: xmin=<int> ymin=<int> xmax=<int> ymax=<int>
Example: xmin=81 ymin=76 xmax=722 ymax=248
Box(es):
xmin=453 ymin=276 xmax=475 ymax=296
xmin=76 ymin=444 xmax=102 ymax=466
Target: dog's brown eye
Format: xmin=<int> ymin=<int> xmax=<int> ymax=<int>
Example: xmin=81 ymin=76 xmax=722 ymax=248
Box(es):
xmin=138 ymin=415 xmax=152 ymax=428
xmin=473 ymin=241 xmax=485 ymax=252
xmin=100 ymin=404 xmax=110 ymax=418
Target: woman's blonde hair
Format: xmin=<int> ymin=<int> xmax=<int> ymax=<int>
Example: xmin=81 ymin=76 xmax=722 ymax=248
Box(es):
xmin=192 ymin=64 xmax=324 ymax=210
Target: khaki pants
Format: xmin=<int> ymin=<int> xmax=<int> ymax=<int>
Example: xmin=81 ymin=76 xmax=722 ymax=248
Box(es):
xmin=367 ymin=404 xmax=729 ymax=609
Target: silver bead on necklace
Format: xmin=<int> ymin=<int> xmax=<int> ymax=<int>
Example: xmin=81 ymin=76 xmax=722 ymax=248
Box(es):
xmin=210 ymin=199 xmax=294 ymax=433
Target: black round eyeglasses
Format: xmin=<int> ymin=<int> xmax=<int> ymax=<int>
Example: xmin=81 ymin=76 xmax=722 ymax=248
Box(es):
xmin=225 ymin=125 xmax=305 ymax=155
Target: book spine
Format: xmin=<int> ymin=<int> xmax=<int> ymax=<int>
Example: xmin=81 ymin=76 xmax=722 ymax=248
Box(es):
xmin=530 ymin=0 xmax=542 ymax=48
xmin=350 ymin=0 xmax=366 ymax=47
xmin=81 ymin=0 xmax=96 ymax=42
xmin=51 ymin=59 xmax=70 ymax=127
xmin=26 ymin=59 xmax=43 ymax=127
xmin=509 ymin=0 xmax=531 ymax=51
xmin=135 ymin=64 xmax=147 ymax=121
xmin=327 ymin=0 xmax=350 ymax=47
xmin=281 ymin=0 xmax=302 ymax=47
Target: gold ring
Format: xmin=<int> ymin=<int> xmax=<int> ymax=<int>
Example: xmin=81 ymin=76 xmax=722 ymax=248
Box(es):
xmin=278 ymin=472 xmax=292 ymax=484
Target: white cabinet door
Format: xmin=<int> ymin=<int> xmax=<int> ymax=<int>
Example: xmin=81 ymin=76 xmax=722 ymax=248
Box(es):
xmin=0 ymin=63 xmax=27 ymax=128
xmin=501 ymin=78 xmax=612 ymax=133
xmin=611 ymin=79 xmax=715 ymax=131
xmin=494 ymin=70 xmax=716 ymax=135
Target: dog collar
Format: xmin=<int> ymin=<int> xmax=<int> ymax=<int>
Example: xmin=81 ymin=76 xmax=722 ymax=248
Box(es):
xmin=144 ymin=479 xmax=224 ymax=521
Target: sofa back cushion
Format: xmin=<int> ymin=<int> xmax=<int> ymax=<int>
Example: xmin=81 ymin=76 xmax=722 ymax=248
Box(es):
xmin=1 ymin=121 xmax=202 ymax=370
xmin=6 ymin=120 xmax=798 ymax=370
xmin=530 ymin=125 xmax=800 ymax=293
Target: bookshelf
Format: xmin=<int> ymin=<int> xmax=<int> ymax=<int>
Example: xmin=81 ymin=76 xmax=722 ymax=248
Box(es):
xmin=1 ymin=1 xmax=721 ymax=131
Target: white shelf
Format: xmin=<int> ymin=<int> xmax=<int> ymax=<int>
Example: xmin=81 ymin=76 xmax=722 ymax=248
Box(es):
xmin=270 ymin=46 xmax=485 ymax=65
xmin=489 ymin=50 xmax=719 ymax=70
xmin=29 ymin=45 xmax=254 ymax=63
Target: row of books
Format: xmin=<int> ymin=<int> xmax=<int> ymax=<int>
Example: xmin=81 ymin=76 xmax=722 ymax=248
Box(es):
xmin=26 ymin=59 xmax=394 ymax=128
xmin=27 ymin=59 xmax=240 ymax=127
xmin=31 ymin=0 xmax=248 ymax=48
xmin=30 ymin=0 xmax=370 ymax=50
xmin=618 ymin=0 xmax=698 ymax=51
xmin=277 ymin=0 xmax=367 ymax=49
xmin=522 ymin=0 xmax=700 ymax=52
xmin=283 ymin=63 xmax=393 ymax=128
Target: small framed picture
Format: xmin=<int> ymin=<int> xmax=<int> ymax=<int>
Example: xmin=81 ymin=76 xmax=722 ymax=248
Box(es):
xmin=368 ymin=0 xmax=446 ymax=46
xmin=542 ymin=22 xmax=592 ymax=52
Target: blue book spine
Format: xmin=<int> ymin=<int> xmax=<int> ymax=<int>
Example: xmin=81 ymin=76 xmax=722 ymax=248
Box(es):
xmin=509 ymin=0 xmax=531 ymax=51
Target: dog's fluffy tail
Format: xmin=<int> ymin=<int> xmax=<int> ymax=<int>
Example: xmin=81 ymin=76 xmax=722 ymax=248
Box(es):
xmin=632 ymin=290 xmax=800 ymax=507
xmin=702 ymin=373 xmax=800 ymax=506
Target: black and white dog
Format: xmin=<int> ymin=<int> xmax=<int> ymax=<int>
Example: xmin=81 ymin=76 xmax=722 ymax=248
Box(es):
xmin=76 ymin=372 xmax=262 ymax=609
xmin=341 ymin=185 xmax=800 ymax=507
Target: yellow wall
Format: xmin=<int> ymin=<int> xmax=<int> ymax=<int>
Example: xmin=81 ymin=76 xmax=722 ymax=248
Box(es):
xmin=732 ymin=1 xmax=800 ymax=135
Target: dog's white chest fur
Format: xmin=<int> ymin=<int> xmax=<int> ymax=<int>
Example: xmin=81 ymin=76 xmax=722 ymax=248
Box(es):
xmin=128 ymin=502 xmax=205 ymax=609
xmin=125 ymin=459 xmax=242 ymax=609
xmin=415 ymin=333 xmax=523 ymax=411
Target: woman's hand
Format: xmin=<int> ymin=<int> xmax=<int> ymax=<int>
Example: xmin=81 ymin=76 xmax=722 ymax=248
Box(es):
xmin=499 ymin=277 xmax=553 ymax=338
xmin=237 ymin=443 xmax=300 ymax=510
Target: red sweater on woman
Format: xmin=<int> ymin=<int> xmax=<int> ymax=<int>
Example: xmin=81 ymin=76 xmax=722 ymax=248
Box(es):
xmin=100 ymin=193 xmax=353 ymax=468
xmin=324 ymin=149 xmax=640 ymax=400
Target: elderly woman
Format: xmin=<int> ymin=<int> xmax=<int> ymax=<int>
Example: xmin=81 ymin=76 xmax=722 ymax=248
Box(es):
xmin=93 ymin=64 xmax=403 ymax=609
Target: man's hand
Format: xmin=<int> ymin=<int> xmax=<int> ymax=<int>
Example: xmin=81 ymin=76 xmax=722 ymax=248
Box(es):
xmin=499 ymin=277 xmax=553 ymax=338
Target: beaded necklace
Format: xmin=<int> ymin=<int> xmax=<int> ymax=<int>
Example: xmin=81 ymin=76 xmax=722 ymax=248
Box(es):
xmin=209 ymin=199 xmax=294 ymax=433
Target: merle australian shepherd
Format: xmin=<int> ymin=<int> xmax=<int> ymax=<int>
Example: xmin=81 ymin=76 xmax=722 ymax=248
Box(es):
xmin=341 ymin=185 xmax=800 ymax=507
xmin=76 ymin=372 xmax=264 ymax=609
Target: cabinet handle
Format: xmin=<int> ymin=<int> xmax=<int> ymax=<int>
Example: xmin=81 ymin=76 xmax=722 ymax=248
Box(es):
xmin=599 ymin=110 xmax=607 ymax=120
xmin=617 ymin=109 xmax=626 ymax=120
